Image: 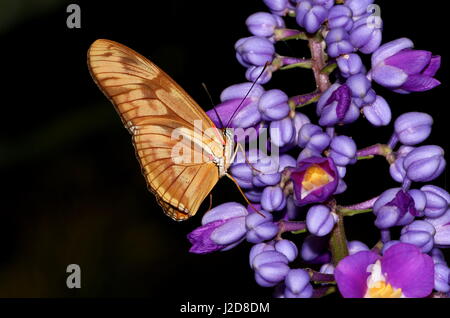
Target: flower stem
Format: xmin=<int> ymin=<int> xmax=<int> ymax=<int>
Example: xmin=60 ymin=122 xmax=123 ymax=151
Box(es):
xmin=289 ymin=91 xmax=321 ymax=108
xmin=307 ymin=269 xmax=335 ymax=284
xmin=277 ymin=220 xmax=306 ymax=239
xmin=308 ymin=34 xmax=331 ymax=93
xmin=274 ymin=28 xmax=308 ymax=41
xmin=329 ymin=210 xmax=349 ymax=266
xmin=341 ymin=196 xmax=379 ymax=211
xmin=339 ymin=208 xmax=373 ymax=217
xmin=312 ymin=286 xmax=337 ymax=298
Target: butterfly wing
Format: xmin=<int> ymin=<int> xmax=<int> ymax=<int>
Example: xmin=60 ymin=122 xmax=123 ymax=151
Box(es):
xmin=88 ymin=39 xmax=225 ymax=221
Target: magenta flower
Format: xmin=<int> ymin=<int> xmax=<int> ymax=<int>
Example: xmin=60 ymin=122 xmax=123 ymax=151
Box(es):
xmin=370 ymin=38 xmax=441 ymax=93
xmin=335 ymin=243 xmax=434 ymax=298
xmin=289 ymin=157 xmax=339 ymax=206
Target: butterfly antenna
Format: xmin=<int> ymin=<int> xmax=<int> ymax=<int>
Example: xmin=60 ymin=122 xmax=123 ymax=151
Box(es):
xmin=225 ymin=62 xmax=270 ymax=128
xmin=202 ymin=82 xmax=225 ymax=129
xmin=225 ymin=173 xmax=265 ymax=217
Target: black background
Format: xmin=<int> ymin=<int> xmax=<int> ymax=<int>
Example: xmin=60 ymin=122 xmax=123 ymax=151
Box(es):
xmin=0 ymin=0 xmax=447 ymax=300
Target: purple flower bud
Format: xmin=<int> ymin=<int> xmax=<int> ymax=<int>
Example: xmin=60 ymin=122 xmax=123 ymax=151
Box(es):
xmin=389 ymin=146 xmax=415 ymax=183
xmin=334 ymin=179 xmax=348 ymax=195
xmin=306 ymin=205 xmax=337 ymax=236
xmin=252 ymin=155 xmax=282 ymax=187
xmin=275 ymin=239 xmax=298 ymax=262
xmin=261 ymin=186 xmax=287 ymax=212
xmin=408 ymin=189 xmax=427 ymax=219
xmin=328 ymin=5 xmax=353 ymax=31
xmin=317 ymin=84 xmax=359 ymax=126
xmin=362 ymin=95 xmax=391 ymax=126
xmin=245 ymin=65 xmax=273 ymax=84
xmin=312 ymin=0 xmax=334 ymax=9
xmin=298 ymin=123 xmax=331 ymax=152
xmin=245 ymin=189 xmax=264 ymax=203
xmin=329 ymin=135 xmax=357 ymax=166
xmin=258 ymin=89 xmax=290 ymax=121
xmin=337 ymin=53 xmax=364 ymax=78
xmin=346 ymin=73 xmax=371 ymax=99
xmin=297 ymin=148 xmax=322 ymax=161
xmin=320 ymin=263 xmax=335 ymax=275
xmin=326 ymin=28 xmax=354 ymax=58
xmin=381 ymin=240 xmax=401 ymax=254
xmin=348 ymin=240 xmax=370 ymax=255
xmin=426 ymin=209 xmax=450 ymax=247
xmin=188 ymin=202 xmax=248 ymax=254
xmin=373 ymin=188 xmax=418 ymax=229
xmin=403 ymin=145 xmax=446 ymax=182
xmin=434 ymin=263 xmax=450 ymax=293
xmin=430 ymin=248 xmax=447 ymax=266
xmin=235 ymin=36 xmax=275 ymax=67
xmin=394 ymin=112 xmax=433 ymax=146
xmin=207 ymin=82 xmax=264 ymax=129
xmin=279 ymin=154 xmax=297 ymax=172
xmin=400 ymin=220 xmax=436 ymax=253
xmin=263 ymin=0 xmax=289 ymax=16
xmin=246 ymin=12 xmax=284 ymax=37
xmin=370 ymin=38 xmax=441 ymax=93
xmin=345 ymin=0 xmax=374 ymax=17
xmin=270 ymin=117 xmax=296 ymax=148
xmin=350 ymin=13 xmax=382 ymax=54
xmin=284 ymin=269 xmax=313 ymax=298
xmin=249 ymin=242 xmax=275 ymax=267
xmin=292 ymin=112 xmax=311 ymax=145
xmin=252 ymin=250 xmax=290 ymax=287
xmin=246 ymin=210 xmax=279 ymax=243
xmin=301 ymin=235 xmax=331 ymax=263
xmin=290 ymin=157 xmax=339 ymax=206
xmin=296 ymin=1 xmax=328 ymax=34
xmin=421 ymin=185 xmax=450 ymax=218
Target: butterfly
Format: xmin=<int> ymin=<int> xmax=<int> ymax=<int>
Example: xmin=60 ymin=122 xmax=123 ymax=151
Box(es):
xmin=87 ymin=39 xmax=238 ymax=221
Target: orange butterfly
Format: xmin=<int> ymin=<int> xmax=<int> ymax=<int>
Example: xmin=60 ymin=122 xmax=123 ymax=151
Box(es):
xmin=87 ymin=39 xmax=240 ymax=221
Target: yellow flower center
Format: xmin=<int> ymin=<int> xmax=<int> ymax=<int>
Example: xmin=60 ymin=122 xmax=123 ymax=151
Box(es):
xmin=301 ymin=165 xmax=333 ymax=199
xmin=366 ymin=281 xmax=403 ymax=298
xmin=364 ymin=260 xmax=404 ymax=298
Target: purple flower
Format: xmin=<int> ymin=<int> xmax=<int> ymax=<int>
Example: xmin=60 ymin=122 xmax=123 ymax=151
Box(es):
xmin=329 ymin=135 xmax=357 ymax=166
xmin=350 ymin=13 xmax=383 ymax=54
xmin=403 ymin=145 xmax=446 ymax=182
xmin=187 ymin=202 xmax=248 ymax=254
xmin=337 ymin=53 xmax=365 ymax=78
xmin=370 ymin=38 xmax=441 ymax=93
xmin=434 ymin=263 xmax=450 ymax=293
xmin=290 ymin=157 xmax=339 ymax=206
xmin=316 ymin=84 xmax=360 ymax=127
xmin=373 ymin=188 xmax=418 ymax=229
xmin=283 ymin=269 xmax=313 ymax=298
xmin=389 ymin=146 xmax=415 ymax=183
xmin=348 ymin=241 xmax=370 ymax=255
xmin=421 ymin=185 xmax=450 ymax=218
xmin=275 ymin=239 xmax=298 ymax=262
xmin=279 ymin=154 xmax=297 ymax=171
xmin=426 ymin=209 xmax=450 ymax=247
xmin=325 ymin=28 xmax=354 ymax=58
xmin=306 ymin=205 xmax=337 ymax=236
xmin=245 ymin=65 xmax=273 ymax=84
xmin=296 ymin=0 xmax=328 ymax=34
xmin=263 ymin=0 xmax=289 ymax=16
xmin=258 ymin=89 xmax=290 ymax=121
xmin=270 ymin=117 xmax=296 ymax=148
xmin=301 ymin=234 xmax=331 ymax=264
xmin=400 ymin=220 xmax=436 ymax=253
xmin=328 ymin=5 xmax=353 ymax=31
xmin=251 ymin=250 xmax=291 ymax=287
xmin=207 ymin=82 xmax=264 ymax=129
xmin=335 ymin=243 xmax=434 ymax=298
xmin=298 ymin=123 xmax=331 ymax=153
xmin=345 ymin=0 xmax=374 ymax=17
xmin=362 ymin=95 xmax=392 ymax=126
xmin=235 ymin=36 xmax=275 ymax=67
xmin=261 ymin=186 xmax=287 ymax=212
xmin=246 ymin=12 xmax=284 ymax=37
xmin=246 ymin=210 xmax=279 ymax=243
xmin=394 ymin=112 xmax=433 ymax=146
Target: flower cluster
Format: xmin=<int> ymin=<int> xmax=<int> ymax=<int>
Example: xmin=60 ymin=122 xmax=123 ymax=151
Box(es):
xmin=187 ymin=0 xmax=446 ymax=298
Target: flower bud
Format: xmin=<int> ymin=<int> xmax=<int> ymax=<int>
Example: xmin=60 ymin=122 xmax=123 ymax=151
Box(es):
xmin=350 ymin=13 xmax=383 ymax=54
xmin=284 ymin=269 xmax=313 ymax=298
xmin=345 ymin=0 xmax=374 ymax=17
xmin=245 ymin=65 xmax=273 ymax=84
xmin=348 ymin=240 xmax=370 ymax=255
xmin=421 ymin=185 xmax=450 ymax=218
xmin=270 ymin=117 xmax=296 ymax=148
xmin=275 ymin=239 xmax=298 ymax=262
xmin=400 ymin=220 xmax=436 ymax=253
xmin=337 ymin=53 xmax=364 ymax=78
xmin=263 ymin=0 xmax=289 ymax=15
xmin=301 ymin=235 xmax=331 ymax=264
xmin=363 ymin=95 xmax=392 ymax=126
xmin=317 ymin=84 xmax=359 ymax=126
xmin=261 ymin=186 xmax=287 ymax=212
xmin=326 ymin=28 xmax=354 ymax=58
xmin=235 ymin=36 xmax=275 ymax=67
xmin=246 ymin=12 xmax=284 ymax=37
xmin=394 ymin=112 xmax=433 ymax=146
xmin=389 ymin=146 xmax=415 ymax=183
xmin=298 ymin=123 xmax=331 ymax=152
xmin=258 ymin=89 xmax=290 ymax=121
xmin=328 ymin=5 xmax=353 ymax=31
xmin=252 ymin=250 xmax=290 ymax=287
xmin=434 ymin=263 xmax=450 ymax=293
xmin=329 ymin=135 xmax=357 ymax=166
xmin=403 ymin=145 xmax=446 ymax=182
xmin=425 ymin=209 xmax=450 ymax=247
xmin=306 ymin=205 xmax=336 ymax=236
xmin=296 ymin=0 xmax=328 ymax=34
xmin=246 ymin=210 xmax=279 ymax=243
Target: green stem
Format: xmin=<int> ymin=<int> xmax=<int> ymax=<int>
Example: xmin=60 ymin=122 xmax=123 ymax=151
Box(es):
xmin=280 ymin=60 xmax=313 ymax=70
xmin=329 ymin=210 xmax=349 ymax=266
xmin=357 ymin=155 xmax=375 ymax=161
xmin=339 ymin=208 xmax=373 ymax=217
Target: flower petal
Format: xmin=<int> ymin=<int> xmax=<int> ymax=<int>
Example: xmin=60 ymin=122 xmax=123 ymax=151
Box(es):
xmin=335 ymin=251 xmax=380 ymax=298
xmin=400 ymin=74 xmax=441 ymax=92
xmin=372 ymin=64 xmax=408 ymax=88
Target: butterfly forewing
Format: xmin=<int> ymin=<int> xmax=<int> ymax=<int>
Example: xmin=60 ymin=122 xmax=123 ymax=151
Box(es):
xmin=88 ymin=39 xmax=228 ymax=221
